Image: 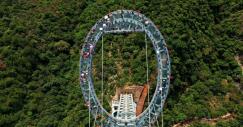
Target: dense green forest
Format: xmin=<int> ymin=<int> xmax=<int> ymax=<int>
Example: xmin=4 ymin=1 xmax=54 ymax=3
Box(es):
xmin=92 ymin=33 xmax=158 ymax=112
xmin=0 ymin=0 xmax=242 ymax=127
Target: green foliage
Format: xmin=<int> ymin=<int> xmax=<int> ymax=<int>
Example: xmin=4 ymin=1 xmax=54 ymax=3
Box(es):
xmin=0 ymin=0 xmax=242 ymax=126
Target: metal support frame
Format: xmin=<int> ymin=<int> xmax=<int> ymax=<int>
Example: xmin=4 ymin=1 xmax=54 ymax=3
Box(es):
xmin=80 ymin=10 xmax=171 ymax=127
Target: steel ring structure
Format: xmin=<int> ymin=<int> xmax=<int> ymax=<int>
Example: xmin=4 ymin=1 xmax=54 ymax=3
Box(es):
xmin=80 ymin=10 xmax=171 ymax=127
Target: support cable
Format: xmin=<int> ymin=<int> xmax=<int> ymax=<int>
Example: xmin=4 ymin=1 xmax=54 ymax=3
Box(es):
xmin=101 ymin=35 xmax=104 ymax=127
xmin=145 ymin=32 xmax=150 ymax=127
xmin=156 ymin=117 xmax=159 ymax=127
xmin=89 ymin=67 xmax=91 ymax=127
xmin=161 ymin=61 xmax=164 ymax=127
xmin=93 ymin=109 xmax=98 ymax=127
xmin=162 ymin=108 xmax=164 ymax=127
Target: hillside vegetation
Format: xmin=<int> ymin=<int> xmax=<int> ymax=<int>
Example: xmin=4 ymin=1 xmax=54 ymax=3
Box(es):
xmin=0 ymin=0 xmax=242 ymax=127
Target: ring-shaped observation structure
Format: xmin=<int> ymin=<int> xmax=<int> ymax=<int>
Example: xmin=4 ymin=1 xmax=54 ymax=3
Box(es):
xmin=80 ymin=10 xmax=171 ymax=127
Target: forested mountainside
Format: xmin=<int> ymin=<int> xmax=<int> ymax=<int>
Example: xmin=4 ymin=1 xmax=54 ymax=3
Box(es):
xmin=0 ymin=0 xmax=242 ymax=127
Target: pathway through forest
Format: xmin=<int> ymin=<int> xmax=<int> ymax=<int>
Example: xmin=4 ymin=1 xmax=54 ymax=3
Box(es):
xmin=172 ymin=113 xmax=235 ymax=127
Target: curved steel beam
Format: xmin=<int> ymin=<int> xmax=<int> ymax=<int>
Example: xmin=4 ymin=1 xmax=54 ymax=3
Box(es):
xmin=80 ymin=10 xmax=171 ymax=127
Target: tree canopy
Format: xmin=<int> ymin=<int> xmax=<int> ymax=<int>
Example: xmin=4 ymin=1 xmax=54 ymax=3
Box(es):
xmin=0 ymin=0 xmax=242 ymax=127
